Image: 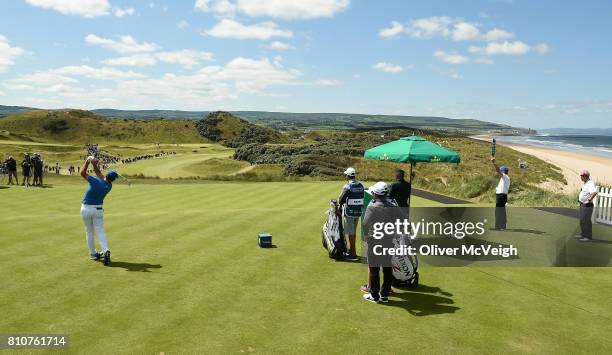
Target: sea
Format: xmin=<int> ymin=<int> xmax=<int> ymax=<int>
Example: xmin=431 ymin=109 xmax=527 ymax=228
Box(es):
xmin=492 ymin=134 xmax=612 ymax=159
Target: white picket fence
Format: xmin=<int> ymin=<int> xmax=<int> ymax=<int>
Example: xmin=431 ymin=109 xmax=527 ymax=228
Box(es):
xmin=594 ymin=186 xmax=612 ymax=225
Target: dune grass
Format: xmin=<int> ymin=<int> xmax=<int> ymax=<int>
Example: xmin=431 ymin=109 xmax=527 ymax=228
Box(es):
xmin=1 ymin=182 xmax=611 ymax=353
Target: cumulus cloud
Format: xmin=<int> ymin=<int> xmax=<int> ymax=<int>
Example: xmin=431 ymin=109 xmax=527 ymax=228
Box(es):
xmin=6 ymin=57 xmax=300 ymax=108
xmin=451 ymin=22 xmax=480 ymax=41
xmin=433 ymin=50 xmax=469 ymax=64
xmin=156 ymin=50 xmax=214 ymax=68
xmin=481 ymin=41 xmax=530 ymax=55
xmin=194 ymin=0 xmax=350 ymax=20
xmin=268 ymin=41 xmax=293 ymax=50
xmin=103 ymin=54 xmax=157 ymax=67
xmin=85 ymin=34 xmax=160 ymax=54
xmin=25 ymin=0 xmax=111 ymax=17
xmin=314 ymin=79 xmax=344 ymax=86
xmin=113 ymin=7 xmax=135 ymax=17
xmin=379 ymin=21 xmax=404 ymax=39
xmin=484 ymin=28 xmax=515 ymax=41
xmin=0 ymin=34 xmax=25 ymax=73
xmin=533 ymin=43 xmax=550 ymax=54
xmin=372 ymin=62 xmax=403 ymax=73
xmin=406 ymin=16 xmax=454 ymax=39
xmin=204 ymin=19 xmax=293 ymax=40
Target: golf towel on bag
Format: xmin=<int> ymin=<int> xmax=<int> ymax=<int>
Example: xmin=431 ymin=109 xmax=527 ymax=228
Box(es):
xmin=322 ymin=199 xmax=347 ymax=259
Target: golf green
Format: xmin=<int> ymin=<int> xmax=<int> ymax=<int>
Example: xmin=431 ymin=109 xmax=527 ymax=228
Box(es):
xmin=1 ymin=182 xmax=611 ymax=353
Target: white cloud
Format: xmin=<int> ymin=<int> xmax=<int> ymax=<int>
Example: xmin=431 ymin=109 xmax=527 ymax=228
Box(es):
xmin=51 ymin=65 xmax=146 ymax=80
xmin=406 ymin=16 xmax=453 ymax=39
xmin=533 ymin=43 xmax=550 ymax=54
xmin=85 ymin=34 xmax=160 ymax=54
xmin=103 ymin=50 xmax=214 ymax=68
xmin=379 ymin=21 xmax=404 ymax=39
xmin=5 ymin=57 xmax=300 ymax=107
xmin=0 ymin=34 xmax=25 ymax=73
xmin=25 ymin=0 xmax=111 ymax=17
xmin=156 ymin=50 xmax=214 ymax=68
xmin=452 ymin=22 xmax=480 ymax=41
xmin=433 ymin=50 xmax=469 ymax=64
xmin=484 ymin=28 xmax=515 ymax=41
xmin=113 ymin=7 xmax=135 ymax=18
xmin=103 ymin=54 xmax=157 ymax=67
xmin=372 ymin=62 xmax=403 ymax=73
xmin=204 ymin=19 xmax=293 ymax=40
xmin=483 ymin=41 xmax=530 ymax=55
xmin=314 ymin=79 xmax=344 ymax=86
xmin=268 ymin=41 xmax=293 ymax=50
xmin=195 ymin=0 xmax=350 ymax=20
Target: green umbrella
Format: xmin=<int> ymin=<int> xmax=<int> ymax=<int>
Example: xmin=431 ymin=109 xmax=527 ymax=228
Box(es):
xmin=363 ymin=135 xmax=460 ymax=210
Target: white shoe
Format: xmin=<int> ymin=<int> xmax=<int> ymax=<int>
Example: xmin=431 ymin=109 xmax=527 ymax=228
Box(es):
xmin=363 ymin=293 xmax=378 ymax=303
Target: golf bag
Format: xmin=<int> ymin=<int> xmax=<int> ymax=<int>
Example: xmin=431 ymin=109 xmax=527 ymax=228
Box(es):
xmin=322 ymin=199 xmax=347 ymax=259
xmin=390 ymin=233 xmax=419 ymax=288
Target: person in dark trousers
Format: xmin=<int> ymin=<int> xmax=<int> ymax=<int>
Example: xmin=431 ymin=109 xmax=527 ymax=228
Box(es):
xmin=361 ymin=182 xmax=401 ymax=304
xmin=491 ymin=156 xmax=510 ymax=230
xmin=577 ymin=170 xmax=598 ymax=242
xmin=389 ymin=169 xmax=411 ymax=208
xmin=5 ymin=156 xmax=18 ymax=185
xmin=337 ymin=167 xmax=364 ymax=261
xmin=21 ymin=154 xmax=31 ymax=187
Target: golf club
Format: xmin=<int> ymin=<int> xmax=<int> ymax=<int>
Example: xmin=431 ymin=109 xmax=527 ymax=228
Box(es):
xmin=118 ymin=173 xmax=132 ymax=187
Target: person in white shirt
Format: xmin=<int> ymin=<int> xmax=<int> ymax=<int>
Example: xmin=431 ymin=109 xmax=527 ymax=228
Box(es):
xmin=491 ymin=157 xmax=510 ymax=230
xmin=577 ymin=170 xmax=598 ymax=241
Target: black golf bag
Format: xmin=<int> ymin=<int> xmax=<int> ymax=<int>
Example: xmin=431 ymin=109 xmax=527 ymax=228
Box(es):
xmin=390 ymin=233 xmax=419 ymax=288
xmin=322 ymin=199 xmax=347 ymax=259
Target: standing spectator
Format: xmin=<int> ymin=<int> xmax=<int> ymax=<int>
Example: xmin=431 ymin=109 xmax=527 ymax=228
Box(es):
xmin=491 ymin=157 xmax=510 ymax=230
xmin=32 ymin=153 xmax=44 ymax=186
xmin=389 ymin=169 xmax=412 ymax=208
xmin=5 ymin=156 xmax=18 ymax=185
xmin=577 ymin=170 xmax=598 ymax=242
xmin=21 ymin=154 xmax=32 ymax=187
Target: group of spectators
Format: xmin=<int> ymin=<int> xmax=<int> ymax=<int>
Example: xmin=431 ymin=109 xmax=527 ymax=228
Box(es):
xmin=82 ymin=143 xmax=176 ymax=168
xmin=2 ymin=144 xmax=178 ymax=186
xmin=1 ymin=153 xmax=59 ymax=187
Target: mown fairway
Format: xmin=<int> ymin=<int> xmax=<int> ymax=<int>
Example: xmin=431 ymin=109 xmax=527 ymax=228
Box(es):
xmin=1 ymin=182 xmax=612 ymax=353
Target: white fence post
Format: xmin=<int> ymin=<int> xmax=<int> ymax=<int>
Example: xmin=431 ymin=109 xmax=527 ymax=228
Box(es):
xmin=594 ymin=186 xmax=612 ymax=226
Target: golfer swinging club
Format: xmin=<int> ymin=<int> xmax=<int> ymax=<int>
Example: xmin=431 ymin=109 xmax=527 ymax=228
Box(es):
xmin=80 ymin=155 xmax=118 ymax=265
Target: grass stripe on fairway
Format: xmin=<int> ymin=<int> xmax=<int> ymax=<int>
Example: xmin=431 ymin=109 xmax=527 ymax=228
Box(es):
xmin=1 ymin=182 xmax=612 ymax=354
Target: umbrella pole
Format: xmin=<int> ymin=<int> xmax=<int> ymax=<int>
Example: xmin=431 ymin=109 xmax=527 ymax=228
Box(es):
xmin=407 ymin=162 xmax=414 ymax=218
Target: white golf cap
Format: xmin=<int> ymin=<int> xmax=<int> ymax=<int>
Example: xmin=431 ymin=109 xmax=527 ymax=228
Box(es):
xmin=580 ymin=170 xmax=590 ymax=176
xmin=368 ymin=181 xmax=389 ymax=196
xmin=343 ymin=167 xmax=356 ymax=176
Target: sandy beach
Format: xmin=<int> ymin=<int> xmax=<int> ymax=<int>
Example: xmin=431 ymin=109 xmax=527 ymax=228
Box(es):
xmin=471 ymin=135 xmax=612 ymax=192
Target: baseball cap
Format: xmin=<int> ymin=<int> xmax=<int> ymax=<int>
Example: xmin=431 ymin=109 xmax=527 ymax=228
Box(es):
xmin=106 ymin=170 xmax=119 ymax=182
xmin=368 ymin=181 xmax=389 ymax=196
xmin=500 ymin=165 xmax=509 ymax=172
xmin=580 ymin=170 xmax=590 ymax=176
xmin=343 ymin=167 xmax=356 ymax=177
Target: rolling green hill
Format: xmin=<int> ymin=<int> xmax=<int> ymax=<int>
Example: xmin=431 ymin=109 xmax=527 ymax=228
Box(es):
xmin=0 ymin=110 xmax=205 ymax=144
xmin=196 ymin=111 xmax=289 ymax=147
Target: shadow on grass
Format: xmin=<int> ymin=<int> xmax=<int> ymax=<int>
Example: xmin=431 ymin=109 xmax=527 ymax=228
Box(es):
xmin=504 ymin=228 xmax=545 ymax=235
xmin=388 ymin=283 xmax=459 ymax=316
xmin=108 ymin=261 xmax=162 ymax=272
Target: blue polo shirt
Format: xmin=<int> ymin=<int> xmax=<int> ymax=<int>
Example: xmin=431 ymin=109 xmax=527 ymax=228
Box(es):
xmin=83 ymin=176 xmax=112 ymax=205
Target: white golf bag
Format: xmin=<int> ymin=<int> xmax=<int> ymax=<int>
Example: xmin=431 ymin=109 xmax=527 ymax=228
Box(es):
xmin=390 ymin=233 xmax=419 ymax=288
xmin=322 ymin=199 xmax=347 ymax=259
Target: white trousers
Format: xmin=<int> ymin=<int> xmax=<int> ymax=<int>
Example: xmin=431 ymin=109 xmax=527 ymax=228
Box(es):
xmin=80 ymin=204 xmax=109 ymax=254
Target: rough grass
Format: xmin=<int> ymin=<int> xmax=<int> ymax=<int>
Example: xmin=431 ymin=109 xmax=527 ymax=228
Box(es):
xmin=1 ymin=182 xmax=612 ymax=353
xmin=0 ymin=110 xmax=205 ymax=144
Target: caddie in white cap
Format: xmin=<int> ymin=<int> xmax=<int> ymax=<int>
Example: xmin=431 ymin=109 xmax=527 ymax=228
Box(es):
xmin=337 ymin=167 xmax=364 ymax=261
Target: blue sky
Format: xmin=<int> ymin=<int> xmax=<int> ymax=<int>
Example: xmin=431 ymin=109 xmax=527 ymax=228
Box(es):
xmin=0 ymin=0 xmax=611 ymax=129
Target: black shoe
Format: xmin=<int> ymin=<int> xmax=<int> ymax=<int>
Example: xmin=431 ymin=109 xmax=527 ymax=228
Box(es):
xmin=379 ymin=296 xmax=389 ymax=304
xmin=103 ymin=250 xmax=111 ymax=266
xmin=89 ymin=252 xmax=101 ymax=261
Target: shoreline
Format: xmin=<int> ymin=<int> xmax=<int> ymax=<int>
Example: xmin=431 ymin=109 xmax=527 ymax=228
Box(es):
xmin=471 ymin=135 xmax=612 ymax=191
